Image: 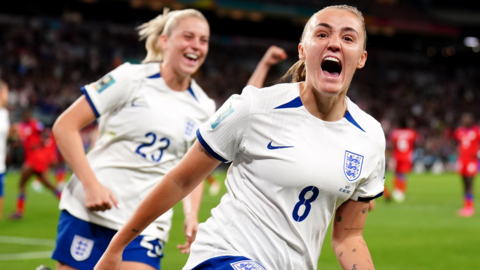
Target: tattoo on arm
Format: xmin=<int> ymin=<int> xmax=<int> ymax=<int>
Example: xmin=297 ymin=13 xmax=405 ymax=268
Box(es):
xmin=337 ymin=215 xmax=342 ymax=222
xmin=131 ymin=228 xmax=140 ymax=233
xmin=343 ymin=228 xmax=363 ymax=230
xmin=362 ymin=206 xmax=368 ymax=214
xmin=352 ymin=264 xmax=357 ymax=270
xmin=352 ymin=249 xmax=356 ymax=252
xmin=339 ymin=252 xmax=343 ymax=257
xmin=197 ymin=145 xmax=204 ymax=153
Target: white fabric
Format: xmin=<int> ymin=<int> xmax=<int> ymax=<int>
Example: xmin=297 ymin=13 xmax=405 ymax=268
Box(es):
xmin=60 ymin=62 xmax=216 ymax=241
xmin=0 ymin=107 xmax=9 ymax=173
xmin=186 ymin=83 xmax=385 ymax=270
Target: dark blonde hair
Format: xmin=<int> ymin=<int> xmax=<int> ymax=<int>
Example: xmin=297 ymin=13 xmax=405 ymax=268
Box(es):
xmin=281 ymin=5 xmax=367 ymax=83
xmin=137 ymin=8 xmax=207 ymax=63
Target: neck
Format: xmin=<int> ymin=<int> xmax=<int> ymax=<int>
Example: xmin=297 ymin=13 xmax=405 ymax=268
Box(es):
xmin=300 ymin=82 xmax=347 ymax=122
xmin=160 ymin=62 xmax=191 ymax=91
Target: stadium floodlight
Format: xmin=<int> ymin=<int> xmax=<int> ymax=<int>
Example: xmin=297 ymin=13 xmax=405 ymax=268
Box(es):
xmin=464 ymin=37 xmax=479 ymax=48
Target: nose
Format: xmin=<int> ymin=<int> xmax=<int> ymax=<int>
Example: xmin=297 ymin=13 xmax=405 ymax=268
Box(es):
xmin=191 ymin=37 xmax=201 ymax=51
xmin=327 ymin=35 xmax=341 ymax=52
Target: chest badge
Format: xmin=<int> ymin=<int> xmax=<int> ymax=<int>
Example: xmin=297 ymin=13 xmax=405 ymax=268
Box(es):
xmin=344 ymin=151 xmax=364 ymax=181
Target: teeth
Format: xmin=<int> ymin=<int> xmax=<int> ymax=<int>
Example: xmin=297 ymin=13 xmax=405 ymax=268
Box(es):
xmin=185 ymin=54 xmax=198 ymax=60
xmin=324 ymin=57 xmax=339 ymax=63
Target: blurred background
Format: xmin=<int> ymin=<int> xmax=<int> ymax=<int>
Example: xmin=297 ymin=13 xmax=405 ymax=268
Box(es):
xmin=2 ymin=0 xmax=480 ymax=171
xmin=1 ymin=0 xmax=480 ymax=269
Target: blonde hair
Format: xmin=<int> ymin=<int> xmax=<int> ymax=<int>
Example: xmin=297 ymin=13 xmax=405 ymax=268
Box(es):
xmin=281 ymin=5 xmax=367 ymax=83
xmin=137 ymin=8 xmax=207 ymax=63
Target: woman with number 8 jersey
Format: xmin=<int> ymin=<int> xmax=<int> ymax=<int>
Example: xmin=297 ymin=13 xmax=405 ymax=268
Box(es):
xmin=96 ymin=5 xmax=386 ymax=270
xmin=51 ymin=8 xmax=215 ymax=270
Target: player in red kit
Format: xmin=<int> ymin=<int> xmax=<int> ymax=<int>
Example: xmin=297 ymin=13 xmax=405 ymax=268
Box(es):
xmin=389 ymin=118 xmax=417 ymax=202
xmin=8 ymin=111 xmax=61 ymax=220
xmin=454 ymin=113 xmax=480 ymax=217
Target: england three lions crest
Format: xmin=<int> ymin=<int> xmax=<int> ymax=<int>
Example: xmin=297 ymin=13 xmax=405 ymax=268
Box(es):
xmin=344 ymin=151 xmax=364 ymax=181
xmin=70 ymin=235 xmax=94 ymax=261
xmin=230 ymin=260 xmax=266 ymax=270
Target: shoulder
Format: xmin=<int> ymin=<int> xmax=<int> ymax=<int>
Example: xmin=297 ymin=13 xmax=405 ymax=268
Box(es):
xmin=190 ymin=79 xmax=216 ymax=115
xmin=240 ymin=82 xmax=302 ymax=112
xmin=347 ymin=98 xmax=385 ymax=149
xmin=119 ymin=62 xmax=160 ymax=81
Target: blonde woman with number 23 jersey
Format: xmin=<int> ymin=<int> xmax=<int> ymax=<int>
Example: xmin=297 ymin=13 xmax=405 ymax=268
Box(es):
xmin=51 ymin=8 xmax=215 ymax=270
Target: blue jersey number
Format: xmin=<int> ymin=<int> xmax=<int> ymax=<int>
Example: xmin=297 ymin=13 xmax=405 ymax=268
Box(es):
xmin=135 ymin=132 xmax=170 ymax=163
xmin=292 ymin=186 xmax=319 ymax=222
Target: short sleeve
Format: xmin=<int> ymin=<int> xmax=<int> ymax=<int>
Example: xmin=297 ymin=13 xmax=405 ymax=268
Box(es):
xmin=81 ymin=63 xmax=134 ymax=118
xmin=196 ymin=86 xmax=257 ymax=163
xmin=351 ymin=154 xmax=386 ymax=202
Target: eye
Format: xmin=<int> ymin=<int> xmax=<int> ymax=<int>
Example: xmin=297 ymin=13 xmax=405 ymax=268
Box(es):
xmin=318 ymin=33 xmax=327 ymax=38
xmin=184 ymin=35 xmax=193 ymax=40
xmin=344 ymin=36 xmax=353 ymax=42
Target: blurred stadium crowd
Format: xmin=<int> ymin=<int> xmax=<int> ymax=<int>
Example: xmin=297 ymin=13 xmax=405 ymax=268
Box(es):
xmin=1 ymin=1 xmax=479 ymax=172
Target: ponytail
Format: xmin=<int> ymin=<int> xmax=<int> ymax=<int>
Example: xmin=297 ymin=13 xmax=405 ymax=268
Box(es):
xmin=280 ymin=60 xmax=306 ymax=83
xmin=137 ymin=8 xmax=207 ymax=63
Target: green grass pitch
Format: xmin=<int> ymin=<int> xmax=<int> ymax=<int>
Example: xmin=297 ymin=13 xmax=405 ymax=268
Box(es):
xmin=0 ymin=171 xmax=479 ymax=269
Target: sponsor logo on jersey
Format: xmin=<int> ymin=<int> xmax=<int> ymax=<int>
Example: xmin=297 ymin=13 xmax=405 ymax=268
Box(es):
xmin=267 ymin=140 xmax=294 ymax=150
xmin=230 ymin=260 xmax=266 ymax=270
xmin=70 ymin=235 xmax=94 ymax=261
xmin=344 ymin=151 xmax=364 ymax=181
xmin=92 ymin=74 xmax=115 ymax=93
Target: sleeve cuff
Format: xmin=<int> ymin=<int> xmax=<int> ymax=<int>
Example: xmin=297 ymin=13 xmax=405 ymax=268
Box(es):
xmin=81 ymin=86 xmax=100 ymax=118
xmin=196 ymin=129 xmax=229 ymax=163
xmin=357 ymin=191 xmax=383 ymax=202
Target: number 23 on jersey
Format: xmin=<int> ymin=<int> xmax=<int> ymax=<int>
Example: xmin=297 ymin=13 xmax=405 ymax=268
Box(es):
xmin=135 ymin=132 xmax=170 ymax=162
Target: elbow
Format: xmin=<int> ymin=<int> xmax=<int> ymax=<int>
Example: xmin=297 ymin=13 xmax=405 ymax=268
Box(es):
xmin=331 ymin=236 xmax=342 ymax=253
xmin=52 ymin=118 xmax=63 ymax=140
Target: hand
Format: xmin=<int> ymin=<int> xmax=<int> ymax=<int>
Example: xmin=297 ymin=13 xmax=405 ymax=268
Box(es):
xmin=94 ymin=249 xmax=122 ymax=270
xmin=261 ymin=45 xmax=287 ymax=66
xmin=84 ymin=182 xmax=119 ymax=211
xmin=177 ymin=214 xmax=199 ymax=254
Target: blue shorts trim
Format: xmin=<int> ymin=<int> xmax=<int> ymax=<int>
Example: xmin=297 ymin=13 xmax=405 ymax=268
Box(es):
xmin=191 ymin=256 xmax=266 ymax=270
xmin=52 ymin=210 xmax=164 ymax=270
xmin=0 ymin=172 xmax=5 ymax=197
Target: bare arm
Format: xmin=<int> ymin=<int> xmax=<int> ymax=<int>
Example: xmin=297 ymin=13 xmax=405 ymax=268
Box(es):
xmin=247 ymin=45 xmax=287 ymax=88
xmin=94 ymin=141 xmax=221 ymax=270
xmin=53 ymin=96 xmax=118 ymax=211
xmin=0 ymin=83 xmax=9 ymax=108
xmin=177 ymin=179 xmax=204 ymax=253
xmin=332 ymin=199 xmax=375 ymax=270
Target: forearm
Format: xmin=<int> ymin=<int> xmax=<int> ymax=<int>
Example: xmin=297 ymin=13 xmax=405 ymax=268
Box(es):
xmin=107 ymin=166 xmax=205 ymax=252
xmin=182 ymin=180 xmax=204 ymax=219
xmin=247 ymin=59 xmax=271 ymax=88
xmin=53 ymin=122 xmax=97 ymax=187
xmin=333 ymin=236 xmax=374 ymax=270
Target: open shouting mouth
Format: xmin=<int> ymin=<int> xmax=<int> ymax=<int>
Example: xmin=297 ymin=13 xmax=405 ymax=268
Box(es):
xmin=321 ymin=56 xmax=342 ymax=78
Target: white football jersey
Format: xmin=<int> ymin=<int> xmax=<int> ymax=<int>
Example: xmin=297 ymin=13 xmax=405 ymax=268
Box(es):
xmin=60 ymin=62 xmax=216 ymax=241
xmin=185 ymin=83 xmax=385 ymax=270
xmin=0 ymin=107 xmax=9 ymax=173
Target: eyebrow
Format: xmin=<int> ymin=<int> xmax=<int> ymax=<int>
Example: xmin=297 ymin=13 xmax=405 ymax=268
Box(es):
xmin=315 ymin=23 xmax=359 ymax=36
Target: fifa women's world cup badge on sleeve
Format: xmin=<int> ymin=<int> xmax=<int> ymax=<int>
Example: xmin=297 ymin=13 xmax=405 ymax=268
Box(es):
xmin=92 ymin=74 xmax=116 ymax=93
xmin=210 ymin=95 xmax=238 ymax=129
xmin=344 ymin=150 xmax=364 ymax=181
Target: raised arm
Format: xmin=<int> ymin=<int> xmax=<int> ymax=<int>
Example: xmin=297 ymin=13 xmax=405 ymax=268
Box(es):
xmin=332 ymin=199 xmax=375 ymax=270
xmin=247 ymin=45 xmax=287 ymax=88
xmin=95 ymin=140 xmax=221 ymax=270
xmin=52 ymin=97 xmax=118 ymax=211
